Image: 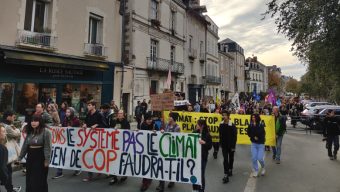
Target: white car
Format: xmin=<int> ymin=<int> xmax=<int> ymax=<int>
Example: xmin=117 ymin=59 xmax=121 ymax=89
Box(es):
xmin=305 ymin=102 xmax=333 ymax=108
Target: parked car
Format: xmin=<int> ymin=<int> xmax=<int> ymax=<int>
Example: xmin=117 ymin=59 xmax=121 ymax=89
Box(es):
xmin=304 ymin=102 xmax=333 ymax=108
xmin=312 ymin=106 xmax=340 ymax=132
xmin=300 ymin=105 xmax=334 ymax=126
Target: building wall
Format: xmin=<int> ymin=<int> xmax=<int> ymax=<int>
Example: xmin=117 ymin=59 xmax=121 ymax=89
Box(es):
xmin=126 ymin=0 xmax=186 ymax=109
xmin=0 ymin=0 xmax=21 ymax=46
xmin=219 ymin=51 xmax=234 ymax=100
xmin=185 ymin=12 xmax=206 ymax=83
xmin=204 ymin=15 xmax=219 ymax=99
xmin=0 ymin=0 xmax=121 ymax=114
xmin=0 ymin=0 xmax=122 ymax=62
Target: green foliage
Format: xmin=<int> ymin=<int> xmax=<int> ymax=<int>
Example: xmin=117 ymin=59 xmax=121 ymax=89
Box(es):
xmin=264 ymin=0 xmax=340 ymax=103
xmin=285 ymin=78 xmax=299 ymax=94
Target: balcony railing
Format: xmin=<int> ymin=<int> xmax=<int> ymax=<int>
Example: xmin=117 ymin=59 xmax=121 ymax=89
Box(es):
xmin=206 ymin=75 xmax=222 ymax=84
xmin=16 ymin=30 xmax=57 ymax=50
xmin=147 ymin=57 xmax=184 ymax=74
xmin=188 ymin=48 xmax=197 ymax=60
xmin=84 ymin=43 xmax=107 ymax=58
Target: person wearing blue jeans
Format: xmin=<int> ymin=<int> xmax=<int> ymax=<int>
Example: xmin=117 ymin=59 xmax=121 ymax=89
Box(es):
xmin=272 ymin=106 xmax=286 ymax=164
xmin=247 ymin=114 xmax=266 ymax=177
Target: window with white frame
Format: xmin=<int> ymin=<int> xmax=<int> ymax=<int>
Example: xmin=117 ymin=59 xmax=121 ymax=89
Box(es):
xmin=24 ymin=0 xmax=50 ymax=33
xmin=150 ymin=0 xmax=158 ymax=20
xmin=88 ymin=13 xmax=103 ymax=44
xmin=150 ymin=39 xmax=158 ymax=62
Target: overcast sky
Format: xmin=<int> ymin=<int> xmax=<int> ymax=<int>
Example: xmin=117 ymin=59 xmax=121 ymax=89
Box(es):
xmin=200 ymin=0 xmax=307 ymax=80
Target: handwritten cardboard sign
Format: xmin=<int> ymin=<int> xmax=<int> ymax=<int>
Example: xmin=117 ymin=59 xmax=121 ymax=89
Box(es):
xmin=150 ymin=93 xmax=175 ymax=111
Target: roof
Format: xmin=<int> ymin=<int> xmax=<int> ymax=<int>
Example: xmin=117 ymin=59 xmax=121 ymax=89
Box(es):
xmin=219 ymin=38 xmax=235 ymax=44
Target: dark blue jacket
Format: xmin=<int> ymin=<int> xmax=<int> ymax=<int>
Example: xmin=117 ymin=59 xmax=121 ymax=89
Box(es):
xmin=247 ymin=123 xmax=266 ymax=144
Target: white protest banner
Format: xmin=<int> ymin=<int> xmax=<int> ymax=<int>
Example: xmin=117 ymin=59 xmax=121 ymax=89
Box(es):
xmin=48 ymin=127 xmax=202 ymax=185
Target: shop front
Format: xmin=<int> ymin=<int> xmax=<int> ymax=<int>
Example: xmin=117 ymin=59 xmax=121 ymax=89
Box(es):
xmin=0 ymin=47 xmax=114 ymax=117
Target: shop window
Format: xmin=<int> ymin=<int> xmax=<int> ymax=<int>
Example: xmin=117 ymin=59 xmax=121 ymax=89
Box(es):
xmin=39 ymin=87 xmax=57 ymax=105
xmin=16 ymin=83 xmax=38 ymax=115
xmin=0 ymin=83 xmax=15 ymax=113
xmin=62 ymin=84 xmax=102 ymax=117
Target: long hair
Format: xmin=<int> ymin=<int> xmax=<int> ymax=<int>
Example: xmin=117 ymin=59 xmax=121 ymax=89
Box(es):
xmin=66 ymin=107 xmax=76 ymax=119
xmin=26 ymin=114 xmax=46 ymax=135
xmin=48 ymin=103 xmax=57 ymax=113
xmin=250 ymin=114 xmax=261 ymax=125
xmin=61 ymin=101 xmax=68 ymax=110
xmin=197 ymin=119 xmax=209 ymax=135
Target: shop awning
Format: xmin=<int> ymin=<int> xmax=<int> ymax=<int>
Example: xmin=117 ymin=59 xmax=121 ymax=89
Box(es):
xmin=2 ymin=49 xmax=110 ymax=71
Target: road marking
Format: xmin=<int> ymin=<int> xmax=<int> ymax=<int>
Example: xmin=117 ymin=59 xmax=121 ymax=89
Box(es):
xmin=244 ymin=173 xmax=257 ymax=192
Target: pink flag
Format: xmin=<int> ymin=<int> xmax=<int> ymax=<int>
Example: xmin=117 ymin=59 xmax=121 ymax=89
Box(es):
xmin=166 ymin=67 xmax=172 ymax=89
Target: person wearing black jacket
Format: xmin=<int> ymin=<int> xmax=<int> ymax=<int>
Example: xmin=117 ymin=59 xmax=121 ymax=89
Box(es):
xmin=112 ymin=110 xmax=131 ymax=130
xmin=192 ymin=119 xmax=212 ymax=192
xmin=139 ymin=114 xmax=154 ymax=192
xmin=100 ymin=103 xmax=115 ymax=128
xmin=247 ymin=114 xmax=266 ymax=177
xmin=135 ymin=101 xmax=143 ymax=129
xmin=109 ymin=110 xmax=130 ymax=185
xmin=323 ymin=110 xmax=339 ymax=160
xmin=219 ymin=111 xmax=237 ymax=183
xmin=82 ymin=101 xmax=107 ymax=182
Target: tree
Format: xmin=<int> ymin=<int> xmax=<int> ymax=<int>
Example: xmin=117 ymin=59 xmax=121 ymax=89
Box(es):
xmin=285 ymin=78 xmax=299 ymax=94
xmin=268 ymin=70 xmax=283 ymax=94
xmin=264 ymin=0 xmax=340 ymax=103
xmin=263 ymin=0 xmax=340 ymax=60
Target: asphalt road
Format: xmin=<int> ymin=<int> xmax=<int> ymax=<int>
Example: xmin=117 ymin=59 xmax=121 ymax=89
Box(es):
xmin=2 ymin=122 xmax=340 ymax=192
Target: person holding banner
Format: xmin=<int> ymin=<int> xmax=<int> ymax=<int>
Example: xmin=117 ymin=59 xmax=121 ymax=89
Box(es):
xmin=82 ymin=101 xmax=107 ymax=182
xmin=156 ymin=115 xmax=180 ymax=192
xmin=247 ymin=114 xmax=266 ymax=177
xmin=53 ymin=107 xmax=81 ymax=179
xmin=109 ymin=110 xmax=130 ymax=185
xmin=17 ymin=114 xmax=52 ymax=192
xmin=139 ymin=114 xmax=155 ymax=191
xmin=34 ymin=103 xmax=53 ymax=127
xmin=219 ymin=111 xmax=237 ymax=183
xmin=192 ymin=119 xmax=212 ymax=192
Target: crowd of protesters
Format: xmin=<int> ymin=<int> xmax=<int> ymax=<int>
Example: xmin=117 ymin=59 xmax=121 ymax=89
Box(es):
xmin=0 ymin=94 xmax=338 ymax=192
